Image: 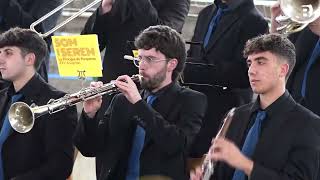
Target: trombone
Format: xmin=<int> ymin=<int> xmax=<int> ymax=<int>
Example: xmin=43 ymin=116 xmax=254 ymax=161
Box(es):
xmin=30 ymin=0 xmax=102 ymax=38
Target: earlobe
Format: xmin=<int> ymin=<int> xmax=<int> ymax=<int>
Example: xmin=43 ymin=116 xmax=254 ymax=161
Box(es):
xmin=25 ymin=53 xmax=36 ymax=66
xmin=280 ymin=63 xmax=289 ymax=78
xmin=168 ymin=59 xmax=178 ymax=71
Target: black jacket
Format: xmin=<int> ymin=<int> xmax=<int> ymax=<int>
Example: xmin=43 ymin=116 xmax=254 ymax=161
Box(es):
xmin=81 ymin=0 xmax=190 ymax=83
xmin=287 ymin=28 xmax=320 ymax=116
xmin=0 ymin=74 xmax=77 ymax=180
xmin=184 ymin=0 xmax=268 ymax=157
xmin=214 ymin=91 xmax=320 ymax=180
xmin=74 ymin=83 xmax=207 ymax=180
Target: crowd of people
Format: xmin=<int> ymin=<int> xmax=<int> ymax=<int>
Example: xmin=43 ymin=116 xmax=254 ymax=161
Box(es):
xmin=0 ymin=0 xmax=320 ymax=180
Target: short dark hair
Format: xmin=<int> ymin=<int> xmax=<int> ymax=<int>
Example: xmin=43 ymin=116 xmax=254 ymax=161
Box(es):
xmin=0 ymin=27 xmax=48 ymax=70
xmin=243 ymin=33 xmax=296 ymax=79
xmin=134 ymin=25 xmax=186 ymax=81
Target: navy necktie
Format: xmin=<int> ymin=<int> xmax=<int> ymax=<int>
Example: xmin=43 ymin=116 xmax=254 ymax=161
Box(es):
xmin=126 ymin=95 xmax=157 ymax=180
xmin=0 ymin=94 xmax=22 ymax=180
xmin=301 ymin=39 xmax=320 ymax=98
xmin=232 ymin=110 xmax=267 ymax=180
xmin=203 ymin=6 xmax=228 ymax=47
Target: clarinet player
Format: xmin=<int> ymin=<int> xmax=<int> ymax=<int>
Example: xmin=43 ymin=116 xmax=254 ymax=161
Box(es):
xmin=74 ymin=25 xmax=207 ymax=180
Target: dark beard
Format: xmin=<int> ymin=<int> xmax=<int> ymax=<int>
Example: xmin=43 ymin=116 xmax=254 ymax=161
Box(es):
xmin=140 ymin=68 xmax=166 ymax=91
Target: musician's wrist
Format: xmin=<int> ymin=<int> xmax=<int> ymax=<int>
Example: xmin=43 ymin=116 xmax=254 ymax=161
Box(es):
xmin=131 ymin=95 xmax=142 ymax=105
xmin=240 ymin=157 xmax=253 ymax=177
xmin=86 ymin=111 xmax=97 ymax=119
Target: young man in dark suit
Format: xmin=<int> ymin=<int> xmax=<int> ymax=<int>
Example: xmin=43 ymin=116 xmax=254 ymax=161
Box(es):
xmin=0 ymin=27 xmax=77 ymax=180
xmin=191 ymin=34 xmax=320 ymax=180
xmin=74 ymin=25 xmax=207 ymax=180
xmin=184 ymin=0 xmax=269 ymax=157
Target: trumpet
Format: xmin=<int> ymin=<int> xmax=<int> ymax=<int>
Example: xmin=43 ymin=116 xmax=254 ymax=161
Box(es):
xmin=276 ymin=0 xmax=320 ymax=34
xmin=8 ymin=74 xmax=142 ymax=133
xmin=201 ymin=108 xmax=235 ymax=180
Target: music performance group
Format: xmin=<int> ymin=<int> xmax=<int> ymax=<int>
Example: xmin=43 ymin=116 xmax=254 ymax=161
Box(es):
xmin=0 ymin=0 xmax=320 ymax=180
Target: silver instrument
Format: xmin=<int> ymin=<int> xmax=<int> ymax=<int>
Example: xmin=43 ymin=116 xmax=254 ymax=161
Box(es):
xmin=276 ymin=0 xmax=320 ymax=34
xmin=201 ymin=108 xmax=235 ymax=180
xmin=8 ymin=74 xmax=142 ymax=133
xmin=30 ymin=0 xmax=102 ymax=38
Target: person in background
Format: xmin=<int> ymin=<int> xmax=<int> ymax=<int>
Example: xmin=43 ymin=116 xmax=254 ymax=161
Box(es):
xmin=271 ymin=2 xmax=320 ymax=116
xmin=0 ymin=27 xmax=77 ymax=180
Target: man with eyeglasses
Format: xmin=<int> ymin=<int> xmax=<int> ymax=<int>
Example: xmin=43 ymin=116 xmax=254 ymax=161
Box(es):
xmin=74 ymin=25 xmax=207 ymax=180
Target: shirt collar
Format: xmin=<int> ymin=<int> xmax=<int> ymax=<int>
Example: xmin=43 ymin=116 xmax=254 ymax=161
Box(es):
xmin=215 ymin=0 xmax=252 ymax=11
xmin=250 ymin=90 xmax=291 ymax=118
xmin=7 ymin=73 xmax=44 ymax=99
xmin=143 ymin=82 xmax=175 ymax=100
xmin=214 ymin=0 xmax=228 ymax=9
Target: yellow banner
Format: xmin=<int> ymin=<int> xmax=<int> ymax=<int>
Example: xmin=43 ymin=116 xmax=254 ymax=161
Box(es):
xmin=52 ymin=34 xmax=103 ymax=77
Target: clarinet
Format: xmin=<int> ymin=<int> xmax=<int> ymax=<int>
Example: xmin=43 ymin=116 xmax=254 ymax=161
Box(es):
xmin=201 ymin=107 xmax=236 ymax=180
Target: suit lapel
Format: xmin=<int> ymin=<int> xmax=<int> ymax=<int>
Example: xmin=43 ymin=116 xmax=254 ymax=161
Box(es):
xmin=153 ymin=84 xmax=181 ymax=121
xmin=204 ymin=11 xmax=241 ymax=52
xmin=227 ymin=105 xmax=253 ymax=148
xmin=219 ymin=105 xmax=252 ymax=179
xmin=204 ymin=2 xmax=254 ymax=52
xmin=143 ymin=84 xmax=182 ymax=146
xmin=200 ymin=5 xmax=218 ymax=45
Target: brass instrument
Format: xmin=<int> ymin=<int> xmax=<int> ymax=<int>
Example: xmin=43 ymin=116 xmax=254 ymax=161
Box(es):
xmin=8 ymin=75 xmax=142 ymax=133
xmin=276 ymin=0 xmax=320 ymax=34
xmin=201 ymin=108 xmax=236 ymax=180
xmin=30 ymin=0 xmax=102 ymax=38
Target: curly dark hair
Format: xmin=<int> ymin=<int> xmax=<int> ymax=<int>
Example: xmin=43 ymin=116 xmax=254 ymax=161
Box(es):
xmin=243 ymin=33 xmax=296 ymax=80
xmin=134 ymin=25 xmax=186 ymax=81
xmin=0 ymin=27 xmax=48 ymax=70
